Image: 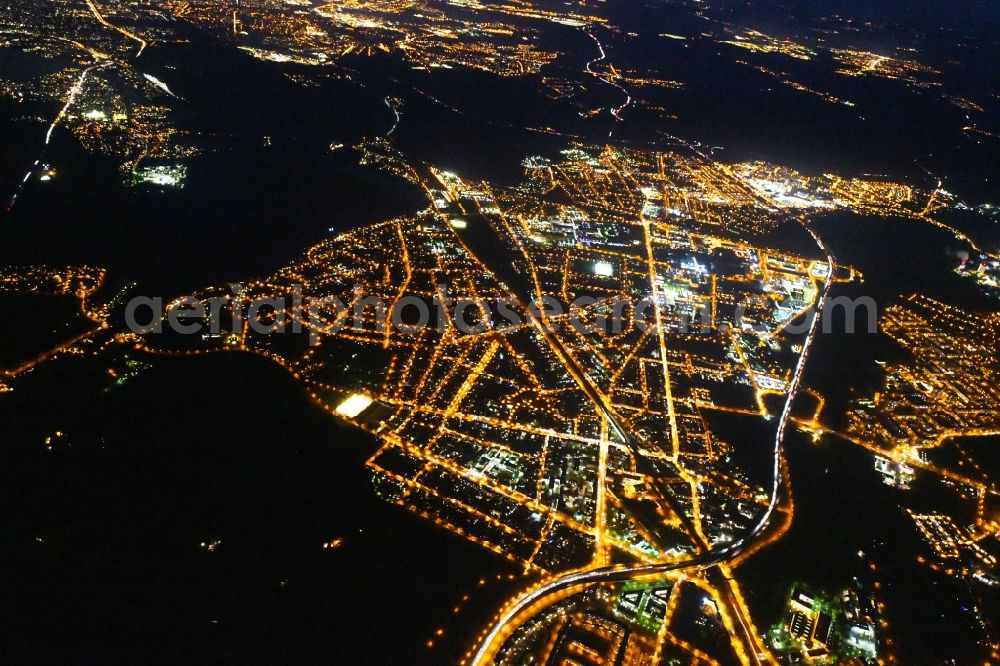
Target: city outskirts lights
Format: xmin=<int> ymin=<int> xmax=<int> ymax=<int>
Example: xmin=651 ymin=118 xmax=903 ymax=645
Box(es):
xmin=335 ymin=393 xmax=373 ymax=417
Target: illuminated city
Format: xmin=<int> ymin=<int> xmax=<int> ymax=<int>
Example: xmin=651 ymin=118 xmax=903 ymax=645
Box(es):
xmin=1 ymin=0 xmax=998 ymax=663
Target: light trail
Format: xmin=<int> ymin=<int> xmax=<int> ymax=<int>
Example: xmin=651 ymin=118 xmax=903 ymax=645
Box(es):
xmin=583 ymin=30 xmax=633 ymax=126
xmin=5 ymin=61 xmax=107 ymax=212
xmin=593 ymin=416 xmax=610 ymax=565
xmin=751 ymin=218 xmax=834 ymax=540
xmin=2 ymin=323 xmax=108 ymax=378
xmin=143 ymin=73 xmax=181 ymax=99
xmin=408 ymin=84 xmax=586 ymax=139
xmin=84 ymin=0 xmax=147 ymax=57
xmin=641 ymin=218 xmax=681 ymax=458
xmin=384 ymin=97 xmax=401 ymax=136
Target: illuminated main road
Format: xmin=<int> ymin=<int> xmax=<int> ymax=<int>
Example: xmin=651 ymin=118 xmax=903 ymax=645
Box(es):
xmin=84 ymin=0 xmax=147 ymax=57
xmin=5 ymin=60 xmax=108 ymax=212
xmin=583 ymin=30 xmax=632 ymax=125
